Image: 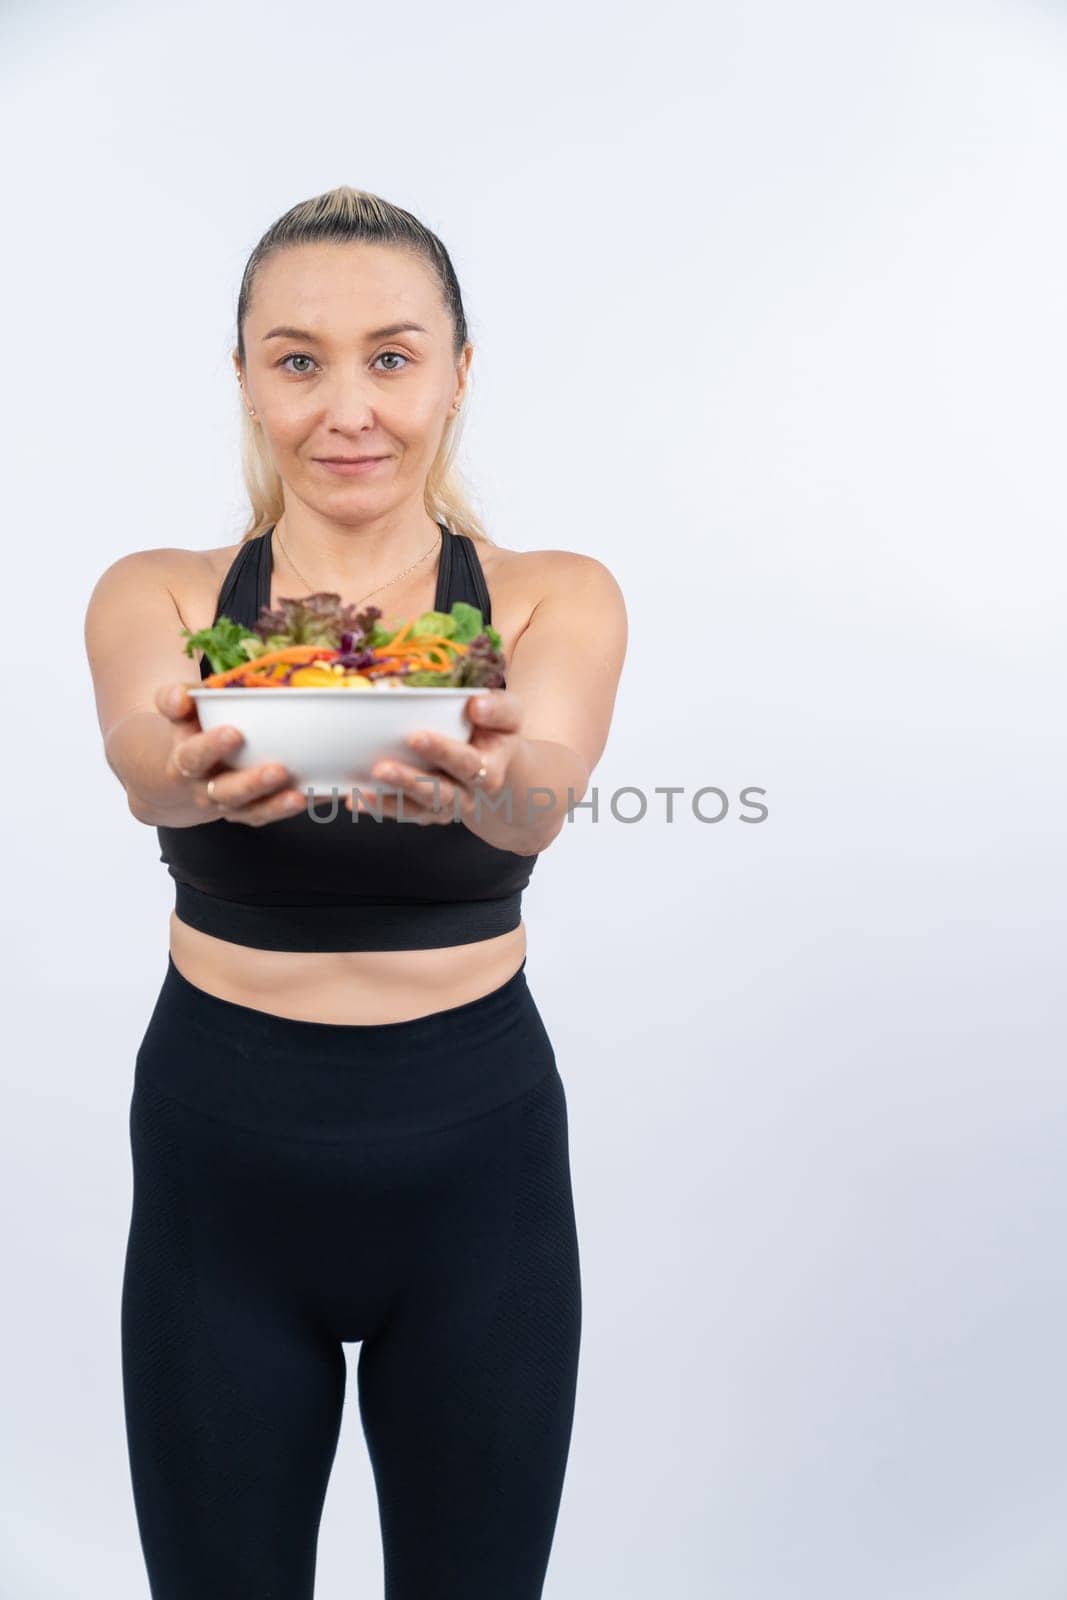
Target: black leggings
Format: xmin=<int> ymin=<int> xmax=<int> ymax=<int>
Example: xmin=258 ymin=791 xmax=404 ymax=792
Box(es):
xmin=121 ymin=955 xmax=581 ymax=1599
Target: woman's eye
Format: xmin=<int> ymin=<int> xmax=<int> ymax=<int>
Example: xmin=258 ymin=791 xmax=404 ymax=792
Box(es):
xmin=277 ymin=350 xmax=408 ymax=375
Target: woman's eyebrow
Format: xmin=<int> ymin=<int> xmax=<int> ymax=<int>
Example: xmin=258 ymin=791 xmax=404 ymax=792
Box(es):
xmin=261 ymin=322 xmax=429 ymax=342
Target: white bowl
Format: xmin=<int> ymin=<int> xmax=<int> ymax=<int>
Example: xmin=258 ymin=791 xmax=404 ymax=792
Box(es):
xmin=190 ymin=685 xmax=486 ymax=795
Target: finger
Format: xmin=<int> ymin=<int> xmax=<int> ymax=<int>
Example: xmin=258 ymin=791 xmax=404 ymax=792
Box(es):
xmin=402 ymin=730 xmax=487 ymax=786
xmin=465 ymin=689 xmax=520 ymax=732
xmin=156 ymin=682 xmax=199 ymax=723
xmin=220 ymin=785 xmax=309 ymax=827
xmin=345 ymin=785 xmax=393 ymax=814
xmin=347 ymin=782 xmax=451 ymax=821
xmin=172 ymin=725 xmax=243 ymax=781
xmin=346 ymin=786 xmax=399 ymax=816
xmin=203 ymin=761 xmax=300 ymax=815
xmin=350 ymin=795 xmax=447 ymax=824
xmin=370 ymin=763 xmax=454 ymax=812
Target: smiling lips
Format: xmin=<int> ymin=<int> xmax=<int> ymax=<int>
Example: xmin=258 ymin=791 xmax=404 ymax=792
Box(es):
xmin=316 ymin=456 xmax=390 ymax=474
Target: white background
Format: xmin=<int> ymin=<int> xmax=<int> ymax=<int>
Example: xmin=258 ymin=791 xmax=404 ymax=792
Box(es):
xmin=2 ymin=0 xmax=1065 ymax=1595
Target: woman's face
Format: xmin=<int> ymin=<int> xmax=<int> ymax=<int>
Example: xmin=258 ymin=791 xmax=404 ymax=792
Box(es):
xmin=235 ymin=242 xmax=470 ymax=518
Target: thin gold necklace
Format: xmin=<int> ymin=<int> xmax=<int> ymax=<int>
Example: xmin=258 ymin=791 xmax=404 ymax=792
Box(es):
xmin=273 ymin=521 xmax=443 ymax=613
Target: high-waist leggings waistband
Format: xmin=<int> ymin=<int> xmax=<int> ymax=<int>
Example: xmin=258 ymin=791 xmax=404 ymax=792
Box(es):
xmin=134 ymin=955 xmax=556 ymax=1143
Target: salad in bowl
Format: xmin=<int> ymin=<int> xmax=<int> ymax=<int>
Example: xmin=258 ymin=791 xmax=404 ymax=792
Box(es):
xmin=182 ymin=593 xmax=506 ymax=794
xmin=183 ymin=592 xmax=506 ymax=689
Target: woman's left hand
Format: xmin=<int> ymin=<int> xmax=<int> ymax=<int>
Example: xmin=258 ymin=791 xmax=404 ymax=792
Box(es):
xmin=344 ymin=690 xmax=525 ymax=827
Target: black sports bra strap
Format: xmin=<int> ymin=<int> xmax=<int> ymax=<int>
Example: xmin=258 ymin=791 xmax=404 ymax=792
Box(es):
xmin=201 ymin=532 xmax=271 ymax=679
xmin=433 ymin=526 xmax=492 ymax=624
xmin=432 ymin=524 xmax=455 ymax=613
xmin=254 ymin=527 xmax=274 ymax=616
xmin=454 ymin=532 xmax=492 ymax=624
xmin=214 ymin=537 xmax=259 ymax=627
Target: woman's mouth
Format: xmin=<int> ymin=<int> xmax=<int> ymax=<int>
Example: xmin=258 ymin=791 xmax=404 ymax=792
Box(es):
xmin=315 ymin=456 xmax=391 ymax=476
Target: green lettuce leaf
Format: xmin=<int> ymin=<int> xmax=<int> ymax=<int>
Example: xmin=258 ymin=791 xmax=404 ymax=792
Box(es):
xmin=180 ymin=617 xmax=266 ymax=675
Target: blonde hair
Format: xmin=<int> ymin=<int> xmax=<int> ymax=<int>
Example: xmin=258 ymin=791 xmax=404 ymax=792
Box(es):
xmin=233 ymin=186 xmax=493 ymax=546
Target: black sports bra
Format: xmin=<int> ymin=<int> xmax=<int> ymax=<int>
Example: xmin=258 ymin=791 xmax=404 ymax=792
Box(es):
xmin=156 ymin=522 xmax=538 ymax=951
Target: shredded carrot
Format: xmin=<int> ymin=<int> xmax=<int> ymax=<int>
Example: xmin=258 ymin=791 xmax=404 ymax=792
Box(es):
xmin=367 ymin=643 xmax=454 ymax=668
xmin=204 ymin=645 xmax=337 ymax=687
xmin=379 ymin=667 xmax=450 ymax=679
xmin=201 ymin=629 xmax=476 ymax=689
xmin=418 ymin=635 xmax=467 ymax=650
xmin=385 ymin=620 xmax=413 ymax=652
xmin=372 ymin=638 xmax=466 ymax=659
xmin=373 ymin=627 xmax=468 ymax=651
xmin=407 ymin=634 xmax=467 ymax=650
xmin=226 ymin=663 xmax=294 ymax=686
xmin=372 ymin=655 xmax=450 ymax=670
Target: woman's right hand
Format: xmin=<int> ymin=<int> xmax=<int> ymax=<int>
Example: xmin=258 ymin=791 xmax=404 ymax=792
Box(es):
xmin=155 ymin=683 xmax=309 ymax=826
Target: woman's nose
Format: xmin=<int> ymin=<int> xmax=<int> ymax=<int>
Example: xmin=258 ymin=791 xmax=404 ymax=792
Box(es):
xmin=318 ymin=387 xmax=378 ymax=424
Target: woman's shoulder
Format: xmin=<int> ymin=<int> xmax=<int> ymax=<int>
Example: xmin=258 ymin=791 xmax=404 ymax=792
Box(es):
xmin=476 ymin=538 xmax=623 ymax=600
xmin=484 ymin=539 xmax=626 ymax=620
xmin=475 ymin=538 xmax=624 ymax=653
xmin=90 ymin=540 xmax=246 ymax=633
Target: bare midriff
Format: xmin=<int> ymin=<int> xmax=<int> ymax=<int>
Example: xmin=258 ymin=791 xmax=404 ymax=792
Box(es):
xmin=168 ymin=912 xmax=529 ymax=1024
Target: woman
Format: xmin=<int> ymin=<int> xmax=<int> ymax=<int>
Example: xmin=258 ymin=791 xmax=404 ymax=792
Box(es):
xmin=84 ymin=186 xmax=628 ymax=1598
